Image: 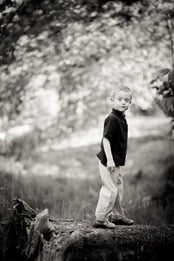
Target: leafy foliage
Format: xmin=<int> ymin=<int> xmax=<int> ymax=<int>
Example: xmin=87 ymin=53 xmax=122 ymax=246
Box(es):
xmin=0 ymin=0 xmax=174 ymax=141
xmin=150 ymin=69 xmax=174 ymax=98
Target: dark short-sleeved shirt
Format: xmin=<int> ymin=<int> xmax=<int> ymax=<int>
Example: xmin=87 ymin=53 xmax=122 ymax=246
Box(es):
xmin=96 ymin=109 xmax=128 ymax=167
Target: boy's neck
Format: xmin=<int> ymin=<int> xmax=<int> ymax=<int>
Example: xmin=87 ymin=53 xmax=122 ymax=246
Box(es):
xmin=112 ymin=108 xmax=125 ymax=116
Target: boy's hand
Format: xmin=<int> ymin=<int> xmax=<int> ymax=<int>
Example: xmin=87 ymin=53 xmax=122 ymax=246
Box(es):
xmin=107 ymin=160 xmax=115 ymax=173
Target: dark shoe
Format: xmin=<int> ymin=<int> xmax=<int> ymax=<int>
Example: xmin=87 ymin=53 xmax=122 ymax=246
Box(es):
xmin=93 ymin=220 xmax=116 ymax=229
xmin=110 ymin=215 xmax=134 ymax=225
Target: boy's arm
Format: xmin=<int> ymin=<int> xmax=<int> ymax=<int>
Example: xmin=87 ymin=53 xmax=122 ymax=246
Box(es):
xmin=103 ymin=137 xmax=119 ymax=172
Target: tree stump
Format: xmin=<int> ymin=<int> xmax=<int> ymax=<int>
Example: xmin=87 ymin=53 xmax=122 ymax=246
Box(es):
xmin=1 ymin=199 xmax=174 ymax=261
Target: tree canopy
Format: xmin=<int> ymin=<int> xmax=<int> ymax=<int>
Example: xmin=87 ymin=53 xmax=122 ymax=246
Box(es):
xmin=0 ymin=0 xmax=174 ymax=139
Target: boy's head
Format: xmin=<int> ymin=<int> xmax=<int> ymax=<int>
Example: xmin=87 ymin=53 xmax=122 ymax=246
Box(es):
xmin=110 ymin=87 xmax=132 ymax=112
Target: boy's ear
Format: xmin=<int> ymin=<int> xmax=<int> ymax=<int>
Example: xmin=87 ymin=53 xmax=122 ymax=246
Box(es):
xmin=130 ymin=96 xmax=133 ymax=104
xmin=110 ymin=97 xmax=114 ymax=102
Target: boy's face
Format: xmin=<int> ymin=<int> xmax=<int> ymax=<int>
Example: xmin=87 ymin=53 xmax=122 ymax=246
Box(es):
xmin=112 ymin=91 xmax=131 ymax=112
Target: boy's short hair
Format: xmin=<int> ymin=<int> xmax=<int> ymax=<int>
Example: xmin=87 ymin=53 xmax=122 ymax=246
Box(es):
xmin=111 ymin=86 xmax=132 ymax=101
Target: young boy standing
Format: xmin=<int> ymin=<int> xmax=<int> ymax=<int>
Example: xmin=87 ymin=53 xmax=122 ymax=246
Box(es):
xmin=94 ymin=87 xmax=134 ymax=229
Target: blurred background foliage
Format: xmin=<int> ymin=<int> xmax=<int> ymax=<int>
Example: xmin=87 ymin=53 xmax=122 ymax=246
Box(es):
xmin=0 ymin=0 xmax=174 ymax=225
xmin=0 ymin=0 xmax=173 ymax=140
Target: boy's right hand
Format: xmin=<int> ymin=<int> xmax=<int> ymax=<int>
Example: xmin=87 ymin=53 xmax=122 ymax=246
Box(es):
xmin=107 ymin=160 xmax=115 ymax=173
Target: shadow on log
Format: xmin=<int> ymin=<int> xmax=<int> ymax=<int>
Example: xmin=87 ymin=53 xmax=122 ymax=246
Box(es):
xmin=0 ymin=199 xmax=174 ymax=261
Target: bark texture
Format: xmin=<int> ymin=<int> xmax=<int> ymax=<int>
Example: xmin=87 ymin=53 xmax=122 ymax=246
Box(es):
xmin=1 ymin=199 xmax=174 ymax=261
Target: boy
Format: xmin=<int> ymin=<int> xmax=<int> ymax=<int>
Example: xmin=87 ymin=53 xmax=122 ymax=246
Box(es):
xmin=93 ymin=87 xmax=134 ymax=229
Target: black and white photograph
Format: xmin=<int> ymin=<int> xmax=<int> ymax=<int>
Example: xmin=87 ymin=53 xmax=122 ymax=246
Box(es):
xmin=0 ymin=1 xmax=174 ymax=260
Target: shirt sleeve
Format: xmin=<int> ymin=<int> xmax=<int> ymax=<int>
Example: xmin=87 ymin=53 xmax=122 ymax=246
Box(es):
xmin=103 ymin=115 xmax=118 ymax=140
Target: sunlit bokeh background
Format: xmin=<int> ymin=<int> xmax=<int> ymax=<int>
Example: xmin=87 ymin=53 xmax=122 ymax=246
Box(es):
xmin=0 ymin=0 xmax=174 ymax=225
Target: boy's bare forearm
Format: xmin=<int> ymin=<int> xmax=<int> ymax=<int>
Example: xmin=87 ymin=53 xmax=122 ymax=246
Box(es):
xmin=103 ymin=138 xmax=114 ymax=165
xmin=103 ymin=138 xmax=120 ymax=172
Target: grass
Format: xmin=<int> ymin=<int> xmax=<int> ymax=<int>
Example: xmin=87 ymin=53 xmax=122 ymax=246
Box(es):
xmin=0 ymin=117 xmax=174 ymax=225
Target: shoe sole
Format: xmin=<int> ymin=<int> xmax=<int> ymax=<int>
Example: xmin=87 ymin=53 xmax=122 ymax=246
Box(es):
xmin=111 ymin=220 xmax=134 ymax=225
xmin=93 ymin=223 xmax=115 ymax=229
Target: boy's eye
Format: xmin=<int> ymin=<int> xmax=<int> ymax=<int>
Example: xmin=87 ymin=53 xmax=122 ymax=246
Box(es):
xmin=117 ymin=97 xmax=129 ymax=102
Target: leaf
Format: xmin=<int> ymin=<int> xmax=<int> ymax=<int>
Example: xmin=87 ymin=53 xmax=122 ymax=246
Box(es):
xmin=168 ymin=69 xmax=174 ymax=83
xmin=158 ymin=68 xmax=170 ymax=77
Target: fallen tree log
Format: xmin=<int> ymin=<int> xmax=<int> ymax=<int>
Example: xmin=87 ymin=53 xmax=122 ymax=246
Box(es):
xmin=0 ymin=199 xmax=174 ymax=261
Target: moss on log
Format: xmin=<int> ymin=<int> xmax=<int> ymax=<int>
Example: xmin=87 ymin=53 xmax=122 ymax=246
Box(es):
xmin=1 ymin=199 xmax=174 ymax=261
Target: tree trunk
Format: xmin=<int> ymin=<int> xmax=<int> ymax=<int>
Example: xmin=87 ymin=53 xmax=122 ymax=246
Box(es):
xmin=1 ymin=199 xmax=174 ymax=261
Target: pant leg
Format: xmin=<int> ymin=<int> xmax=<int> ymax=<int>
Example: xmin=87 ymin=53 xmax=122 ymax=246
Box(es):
xmin=95 ymin=161 xmax=118 ymax=221
xmin=112 ymin=170 xmax=125 ymax=216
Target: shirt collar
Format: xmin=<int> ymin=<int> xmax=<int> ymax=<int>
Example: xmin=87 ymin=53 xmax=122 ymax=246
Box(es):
xmin=112 ymin=108 xmax=125 ymax=118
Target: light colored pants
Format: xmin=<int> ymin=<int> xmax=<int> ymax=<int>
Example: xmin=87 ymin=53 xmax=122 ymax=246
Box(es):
xmin=95 ymin=160 xmax=124 ymax=221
